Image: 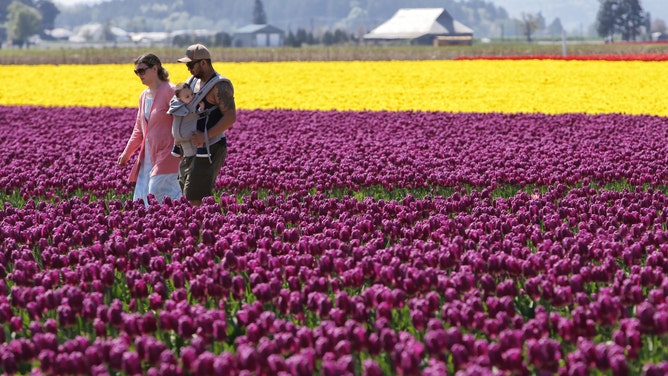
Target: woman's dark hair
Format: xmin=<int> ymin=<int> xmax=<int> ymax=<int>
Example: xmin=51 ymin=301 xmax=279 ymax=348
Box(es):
xmin=134 ymin=53 xmax=169 ymax=81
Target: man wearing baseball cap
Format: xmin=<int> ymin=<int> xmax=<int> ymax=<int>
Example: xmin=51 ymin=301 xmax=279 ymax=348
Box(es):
xmin=176 ymin=44 xmax=237 ymax=205
xmin=177 ymin=43 xmax=212 ymax=63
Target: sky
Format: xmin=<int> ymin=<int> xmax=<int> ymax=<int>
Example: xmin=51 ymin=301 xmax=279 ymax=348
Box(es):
xmin=53 ymin=0 xmax=668 ymax=34
xmin=53 ymin=0 xmax=107 ymax=5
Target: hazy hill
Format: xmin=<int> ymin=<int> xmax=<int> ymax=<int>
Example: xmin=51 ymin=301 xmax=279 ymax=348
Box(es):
xmin=55 ymin=0 xmax=666 ymax=39
xmin=54 ymin=0 xmax=512 ymax=38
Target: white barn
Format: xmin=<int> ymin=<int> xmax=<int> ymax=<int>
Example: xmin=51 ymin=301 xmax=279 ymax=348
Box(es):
xmin=68 ymin=23 xmax=130 ymax=43
xmin=364 ymin=8 xmax=474 ymax=46
xmin=232 ymin=24 xmax=285 ymax=47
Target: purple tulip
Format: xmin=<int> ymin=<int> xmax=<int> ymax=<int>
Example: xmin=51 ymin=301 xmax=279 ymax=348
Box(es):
xmin=451 ymin=343 xmax=470 ymax=369
xmin=609 ymin=354 xmax=628 ymax=376
xmin=121 ymin=351 xmax=141 ymax=375
xmin=237 ymin=344 xmax=259 ymax=371
xmin=526 ymin=338 xmax=562 ymax=372
xmin=424 ymin=329 xmax=445 ymax=355
xmin=178 ymin=315 xmax=196 ymax=338
xmin=501 ymin=348 xmax=524 ymax=371
xmin=38 ymin=349 xmax=55 ymax=372
xmin=57 ymin=304 xmax=76 ymax=327
xmin=286 ymin=350 xmax=315 ymax=376
xmin=267 ymin=353 xmax=287 ymax=372
xmin=180 ymin=346 xmax=197 ymax=372
xmin=194 ymin=352 xmax=216 ymax=376
xmin=363 ymin=359 xmax=383 ymax=376
xmin=213 ymin=352 xmax=237 ymax=374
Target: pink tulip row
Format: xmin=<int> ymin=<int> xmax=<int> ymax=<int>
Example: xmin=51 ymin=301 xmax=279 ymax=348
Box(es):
xmin=3 ymin=183 xmax=668 ymax=373
xmin=3 ymin=104 xmax=668 ymax=374
xmin=1 ymin=106 xmax=667 ymax=201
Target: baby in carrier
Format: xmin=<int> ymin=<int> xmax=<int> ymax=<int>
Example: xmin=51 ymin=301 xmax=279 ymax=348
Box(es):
xmin=168 ymin=82 xmax=209 ymax=159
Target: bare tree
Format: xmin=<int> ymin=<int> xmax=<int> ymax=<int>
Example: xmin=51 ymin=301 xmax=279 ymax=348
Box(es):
xmin=520 ymin=12 xmax=542 ymax=42
xmin=651 ymin=18 xmax=666 ymax=33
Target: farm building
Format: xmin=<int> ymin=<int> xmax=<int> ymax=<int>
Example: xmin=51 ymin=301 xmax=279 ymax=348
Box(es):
xmin=232 ymin=24 xmax=285 ymax=47
xmin=364 ymin=8 xmax=474 ymax=46
xmin=68 ymin=23 xmax=130 ymax=43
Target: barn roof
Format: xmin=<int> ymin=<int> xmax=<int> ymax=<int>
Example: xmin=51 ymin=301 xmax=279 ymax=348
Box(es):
xmin=364 ymin=8 xmax=473 ymax=40
xmin=234 ymin=24 xmax=284 ymax=35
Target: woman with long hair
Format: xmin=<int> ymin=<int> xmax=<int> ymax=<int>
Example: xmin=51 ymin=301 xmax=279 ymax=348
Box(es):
xmin=117 ymin=53 xmax=182 ymax=204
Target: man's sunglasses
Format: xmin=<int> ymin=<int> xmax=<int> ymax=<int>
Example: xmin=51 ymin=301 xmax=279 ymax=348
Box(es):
xmin=134 ymin=66 xmax=152 ymax=76
xmin=186 ymin=60 xmax=202 ymax=69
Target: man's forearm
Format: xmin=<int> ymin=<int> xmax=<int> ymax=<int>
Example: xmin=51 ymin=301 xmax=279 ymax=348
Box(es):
xmin=208 ymin=109 xmax=236 ymax=138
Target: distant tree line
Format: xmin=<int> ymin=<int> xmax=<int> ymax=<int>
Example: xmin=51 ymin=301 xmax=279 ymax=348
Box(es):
xmin=168 ymin=27 xmax=352 ymax=48
xmin=172 ymin=32 xmax=232 ymax=48
xmin=284 ymin=28 xmax=352 ymax=47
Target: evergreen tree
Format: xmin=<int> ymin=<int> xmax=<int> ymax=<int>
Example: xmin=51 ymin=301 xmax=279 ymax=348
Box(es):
xmin=285 ymin=30 xmax=299 ymax=47
xmin=295 ymin=28 xmax=308 ymax=45
xmin=547 ymin=18 xmax=564 ymax=36
xmin=253 ymin=0 xmax=267 ymax=24
xmin=214 ymin=31 xmax=231 ymax=47
xmin=596 ymin=0 xmax=646 ymax=41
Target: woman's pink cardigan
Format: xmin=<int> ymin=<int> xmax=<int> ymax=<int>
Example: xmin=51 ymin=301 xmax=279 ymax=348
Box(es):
xmin=122 ymin=80 xmax=180 ymax=182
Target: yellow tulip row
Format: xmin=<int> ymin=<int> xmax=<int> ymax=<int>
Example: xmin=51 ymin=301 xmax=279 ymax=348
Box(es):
xmin=1 ymin=60 xmax=666 ymax=116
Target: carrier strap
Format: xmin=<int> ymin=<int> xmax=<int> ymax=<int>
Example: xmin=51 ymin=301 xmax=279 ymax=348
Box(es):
xmin=185 ymin=73 xmax=228 ymax=113
xmin=185 ymin=73 xmax=229 ymax=164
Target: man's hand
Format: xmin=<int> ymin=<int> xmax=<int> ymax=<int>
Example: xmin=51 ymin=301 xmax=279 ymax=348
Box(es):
xmin=191 ymin=131 xmax=205 ymax=147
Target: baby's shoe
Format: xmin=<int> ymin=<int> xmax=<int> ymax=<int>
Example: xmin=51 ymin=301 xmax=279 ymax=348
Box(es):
xmin=171 ymin=145 xmax=183 ymax=157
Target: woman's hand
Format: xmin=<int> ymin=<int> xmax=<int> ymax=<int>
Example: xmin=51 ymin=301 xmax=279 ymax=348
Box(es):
xmin=117 ymin=153 xmax=129 ymax=167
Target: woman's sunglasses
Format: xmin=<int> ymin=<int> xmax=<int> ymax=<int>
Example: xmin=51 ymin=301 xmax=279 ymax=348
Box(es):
xmin=134 ymin=66 xmax=152 ymax=76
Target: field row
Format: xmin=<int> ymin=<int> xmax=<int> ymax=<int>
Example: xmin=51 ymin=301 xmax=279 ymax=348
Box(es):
xmin=3 ymin=56 xmax=668 ymax=374
xmin=0 ymin=60 xmax=667 ymax=115
xmin=3 ymin=172 xmax=668 ymax=374
xmin=2 ymin=106 xmax=668 ymax=203
xmin=2 ymin=104 xmax=668 ymax=373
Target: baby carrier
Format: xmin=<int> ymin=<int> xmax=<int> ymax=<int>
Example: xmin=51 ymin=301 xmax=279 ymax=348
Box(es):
xmin=168 ymin=73 xmax=229 ymax=161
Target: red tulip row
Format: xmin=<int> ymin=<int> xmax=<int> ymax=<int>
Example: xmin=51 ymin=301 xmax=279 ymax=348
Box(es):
xmin=456 ymin=53 xmax=668 ymax=61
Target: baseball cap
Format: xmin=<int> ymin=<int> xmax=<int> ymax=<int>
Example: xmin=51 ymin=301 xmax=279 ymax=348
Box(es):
xmin=177 ymin=44 xmax=211 ymax=63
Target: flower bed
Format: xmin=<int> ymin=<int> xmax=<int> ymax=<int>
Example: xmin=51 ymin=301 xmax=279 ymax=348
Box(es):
xmin=2 ymin=60 xmax=668 ymax=375
xmin=1 ymin=61 xmax=667 ymax=115
xmin=4 ymin=182 xmax=668 ymax=374
xmin=2 ymin=106 xmax=668 ymax=200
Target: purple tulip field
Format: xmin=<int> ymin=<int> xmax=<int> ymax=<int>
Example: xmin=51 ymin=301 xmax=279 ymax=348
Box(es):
xmin=3 ymin=105 xmax=668 ymax=375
